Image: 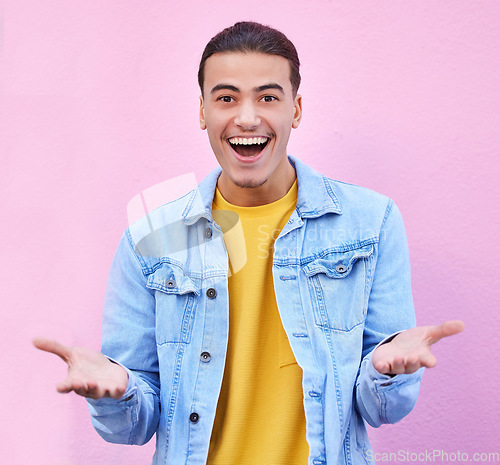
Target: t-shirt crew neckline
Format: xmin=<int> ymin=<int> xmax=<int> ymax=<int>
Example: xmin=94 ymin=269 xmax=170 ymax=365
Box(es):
xmin=213 ymin=179 xmax=298 ymax=219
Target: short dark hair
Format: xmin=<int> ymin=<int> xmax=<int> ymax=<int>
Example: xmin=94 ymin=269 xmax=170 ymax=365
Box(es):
xmin=198 ymin=21 xmax=301 ymax=97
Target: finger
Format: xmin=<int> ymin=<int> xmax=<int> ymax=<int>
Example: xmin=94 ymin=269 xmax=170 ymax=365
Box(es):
xmin=57 ymin=370 xmax=86 ymax=393
xmin=73 ymin=379 xmax=123 ymax=400
xmin=33 ymin=338 xmax=72 ymax=362
xmin=427 ymin=320 xmax=465 ymax=345
xmin=404 ymin=357 xmax=422 ymax=374
xmin=86 ymin=381 xmax=111 ymax=400
xmin=85 ymin=382 xmax=103 ymax=399
xmin=87 ymin=380 xmax=98 ymax=391
xmin=374 ymin=361 xmax=390 ymax=374
xmin=71 ymin=381 xmax=91 ymax=397
xmin=86 ymin=383 xmax=125 ymax=400
xmin=419 ymin=353 xmax=437 ymax=369
xmin=56 ymin=380 xmax=75 ymax=394
xmin=110 ymin=386 xmax=127 ymax=400
xmin=390 ymin=357 xmax=406 ymax=375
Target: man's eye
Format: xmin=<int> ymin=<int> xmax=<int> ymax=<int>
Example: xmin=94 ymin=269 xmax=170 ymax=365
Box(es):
xmin=261 ymin=96 xmax=277 ymax=103
xmin=218 ymin=96 xmax=234 ymax=103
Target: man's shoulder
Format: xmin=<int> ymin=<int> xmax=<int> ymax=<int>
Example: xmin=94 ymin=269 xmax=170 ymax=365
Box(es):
xmin=321 ymin=177 xmax=396 ymax=240
xmin=128 ymin=189 xmax=195 ymax=236
xmin=293 ymin=156 xmax=392 ymax=219
xmin=126 ymin=167 xmax=220 ymax=242
xmin=326 ymin=177 xmax=391 ymax=211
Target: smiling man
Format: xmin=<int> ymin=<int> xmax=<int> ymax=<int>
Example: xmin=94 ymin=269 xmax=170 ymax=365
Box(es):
xmin=34 ymin=22 xmax=464 ymax=465
xmin=200 ymin=51 xmax=301 ymax=206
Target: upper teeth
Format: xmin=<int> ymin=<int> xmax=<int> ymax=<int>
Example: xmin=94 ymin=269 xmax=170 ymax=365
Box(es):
xmin=229 ymin=137 xmax=268 ymax=145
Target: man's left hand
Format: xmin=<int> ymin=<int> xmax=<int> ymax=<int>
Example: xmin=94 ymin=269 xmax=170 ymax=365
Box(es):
xmin=372 ymin=320 xmax=465 ymax=375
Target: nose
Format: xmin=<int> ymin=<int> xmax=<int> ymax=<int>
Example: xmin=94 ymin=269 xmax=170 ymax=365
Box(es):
xmin=234 ymin=101 xmax=261 ymax=129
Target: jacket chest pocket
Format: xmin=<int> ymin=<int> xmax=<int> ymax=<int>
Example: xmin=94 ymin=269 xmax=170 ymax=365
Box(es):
xmin=146 ymin=264 xmax=200 ymax=344
xmin=302 ymin=244 xmax=374 ymax=332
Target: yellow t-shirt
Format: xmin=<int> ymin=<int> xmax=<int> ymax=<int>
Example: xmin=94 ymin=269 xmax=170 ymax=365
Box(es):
xmin=207 ymin=180 xmax=309 ymax=465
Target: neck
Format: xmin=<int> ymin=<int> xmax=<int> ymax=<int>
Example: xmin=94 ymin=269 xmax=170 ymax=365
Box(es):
xmin=217 ymin=164 xmax=296 ymax=207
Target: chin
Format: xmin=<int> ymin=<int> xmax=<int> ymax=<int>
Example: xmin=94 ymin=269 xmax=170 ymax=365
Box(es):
xmin=233 ymin=177 xmax=268 ymax=189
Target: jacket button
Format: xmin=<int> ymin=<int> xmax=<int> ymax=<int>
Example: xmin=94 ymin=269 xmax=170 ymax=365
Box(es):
xmin=189 ymin=412 xmax=199 ymax=423
xmin=336 ymin=264 xmax=347 ymax=273
xmin=200 ymin=351 xmax=211 ymax=362
xmin=166 ymin=279 xmax=176 ymax=288
xmin=204 ymin=227 xmax=212 ymax=239
xmin=206 ymin=288 xmax=217 ymax=299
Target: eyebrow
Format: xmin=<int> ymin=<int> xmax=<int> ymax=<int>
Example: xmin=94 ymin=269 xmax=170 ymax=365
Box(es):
xmin=210 ymin=83 xmax=285 ymax=95
xmin=210 ymin=84 xmax=239 ymax=94
xmin=255 ymin=83 xmax=285 ymax=94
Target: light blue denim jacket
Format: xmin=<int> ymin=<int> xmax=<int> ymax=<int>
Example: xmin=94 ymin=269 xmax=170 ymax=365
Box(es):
xmin=88 ymin=156 xmax=423 ymax=465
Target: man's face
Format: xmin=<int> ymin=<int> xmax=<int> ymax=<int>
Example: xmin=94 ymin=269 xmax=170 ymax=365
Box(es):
xmin=199 ymin=52 xmax=302 ymax=205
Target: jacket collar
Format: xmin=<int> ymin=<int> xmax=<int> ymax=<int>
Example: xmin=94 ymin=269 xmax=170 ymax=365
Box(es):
xmin=290 ymin=155 xmax=342 ymax=218
xmin=181 ymin=155 xmax=342 ymax=225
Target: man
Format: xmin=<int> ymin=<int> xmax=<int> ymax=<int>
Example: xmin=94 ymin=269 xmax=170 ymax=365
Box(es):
xmin=34 ymin=22 xmax=464 ymax=464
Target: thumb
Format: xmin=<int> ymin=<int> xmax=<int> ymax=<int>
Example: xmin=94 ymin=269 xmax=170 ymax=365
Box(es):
xmin=33 ymin=337 xmax=72 ymax=363
xmin=427 ymin=320 xmax=465 ymax=345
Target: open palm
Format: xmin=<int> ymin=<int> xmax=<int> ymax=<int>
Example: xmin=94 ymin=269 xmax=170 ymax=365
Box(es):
xmin=372 ymin=320 xmax=465 ymax=375
xmin=33 ymin=338 xmax=128 ymax=399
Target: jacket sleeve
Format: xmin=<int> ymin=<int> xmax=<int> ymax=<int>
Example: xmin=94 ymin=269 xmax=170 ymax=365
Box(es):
xmin=87 ymin=229 xmax=160 ymax=445
xmin=355 ymin=200 xmax=424 ymax=427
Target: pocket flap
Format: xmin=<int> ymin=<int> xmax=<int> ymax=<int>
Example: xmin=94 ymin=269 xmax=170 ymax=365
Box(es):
xmin=303 ymin=244 xmax=374 ymax=279
xmin=146 ymin=263 xmax=199 ymax=295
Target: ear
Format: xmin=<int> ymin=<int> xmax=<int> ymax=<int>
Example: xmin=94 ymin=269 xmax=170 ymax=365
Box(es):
xmin=199 ymin=95 xmax=206 ymax=130
xmin=292 ymin=94 xmax=302 ymax=129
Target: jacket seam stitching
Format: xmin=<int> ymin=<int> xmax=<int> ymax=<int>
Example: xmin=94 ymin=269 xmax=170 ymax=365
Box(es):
xmin=125 ymin=228 xmax=150 ymax=274
xmin=379 ymin=199 xmax=394 ymax=234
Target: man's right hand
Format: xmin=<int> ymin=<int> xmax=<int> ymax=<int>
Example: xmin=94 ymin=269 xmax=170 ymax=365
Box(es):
xmin=33 ymin=338 xmax=129 ymax=400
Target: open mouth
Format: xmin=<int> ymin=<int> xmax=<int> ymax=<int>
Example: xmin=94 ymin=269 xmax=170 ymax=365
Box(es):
xmin=228 ymin=137 xmax=269 ymax=157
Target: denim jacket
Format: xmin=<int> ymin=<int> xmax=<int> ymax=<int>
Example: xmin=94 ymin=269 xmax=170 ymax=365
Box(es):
xmin=88 ymin=156 xmax=423 ymax=465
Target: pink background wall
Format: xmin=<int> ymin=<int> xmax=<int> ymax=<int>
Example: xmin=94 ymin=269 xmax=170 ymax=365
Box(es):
xmin=2 ymin=1 xmax=499 ymax=463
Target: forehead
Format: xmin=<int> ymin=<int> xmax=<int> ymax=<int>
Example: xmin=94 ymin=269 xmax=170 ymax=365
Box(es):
xmin=203 ymin=52 xmax=292 ymax=94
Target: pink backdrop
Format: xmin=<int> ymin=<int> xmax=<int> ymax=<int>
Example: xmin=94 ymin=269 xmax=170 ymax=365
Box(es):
xmin=2 ymin=1 xmax=499 ymax=463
